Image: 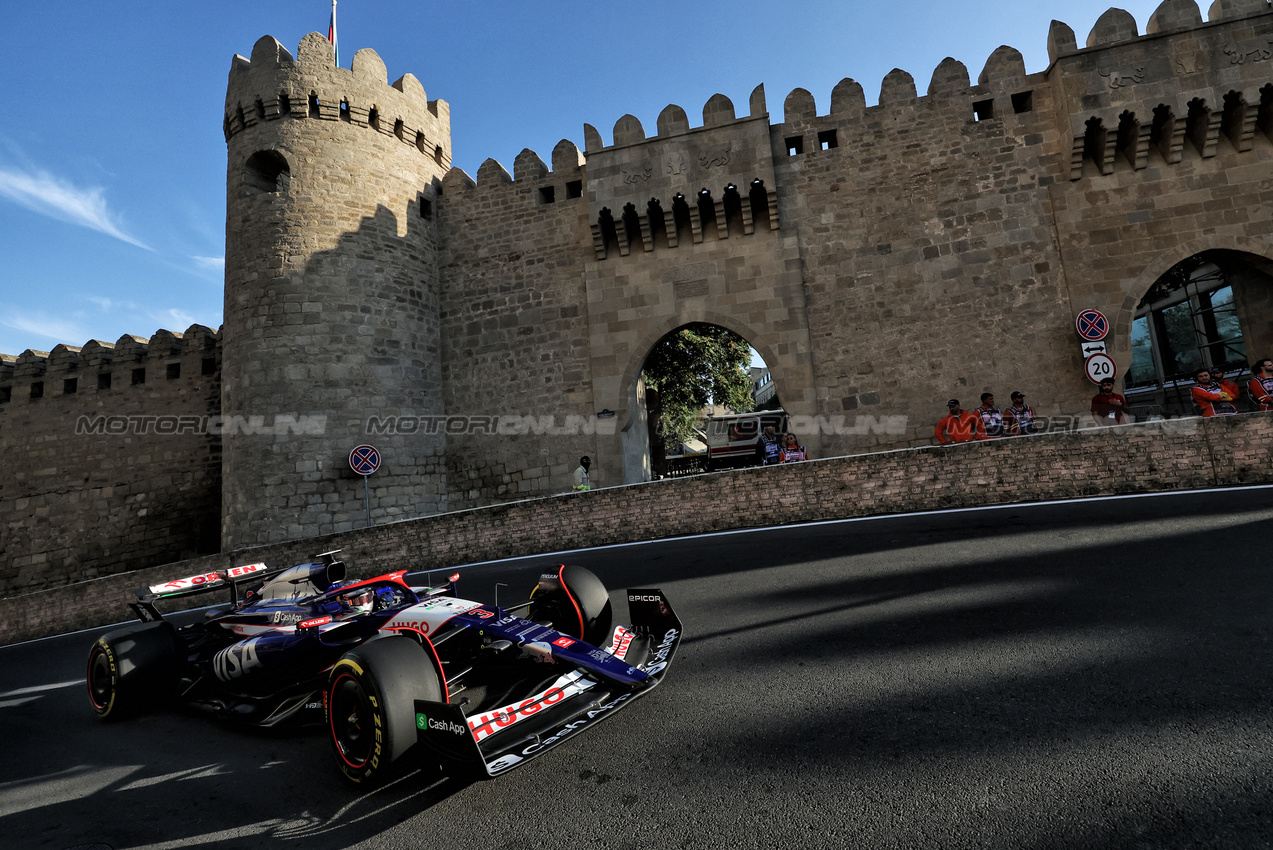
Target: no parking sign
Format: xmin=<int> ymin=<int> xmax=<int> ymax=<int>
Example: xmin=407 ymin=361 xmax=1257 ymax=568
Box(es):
xmin=349 ymin=445 xmax=380 ymax=527
xmin=1075 ymin=308 xmax=1110 ymax=342
xmin=349 ymin=445 xmax=381 ymax=475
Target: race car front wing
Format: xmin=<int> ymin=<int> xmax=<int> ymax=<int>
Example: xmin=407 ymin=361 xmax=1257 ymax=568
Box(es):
xmin=414 ymin=587 xmax=681 ymax=777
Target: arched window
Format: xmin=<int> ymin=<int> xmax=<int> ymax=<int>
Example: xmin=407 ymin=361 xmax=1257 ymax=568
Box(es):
xmin=749 ymin=180 xmax=772 ymax=230
xmin=244 ymin=150 xmax=291 ymax=194
xmin=722 ymin=184 xmax=745 ymax=236
xmin=697 ymin=189 xmax=718 ymax=240
xmin=671 ymin=194 xmax=693 ymax=243
xmin=621 ymin=203 xmax=642 ymax=249
xmin=597 ymin=207 xmax=619 ymax=257
xmin=647 ymin=198 xmax=668 ymax=249
xmin=1126 ymin=251 xmax=1273 ymax=417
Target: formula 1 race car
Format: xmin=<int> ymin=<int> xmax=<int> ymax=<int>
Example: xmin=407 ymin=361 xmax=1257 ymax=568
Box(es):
xmin=86 ymin=553 xmax=681 ymax=784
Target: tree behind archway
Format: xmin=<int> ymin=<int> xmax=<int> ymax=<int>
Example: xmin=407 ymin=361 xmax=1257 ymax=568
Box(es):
xmin=642 ymin=324 xmax=754 ymax=455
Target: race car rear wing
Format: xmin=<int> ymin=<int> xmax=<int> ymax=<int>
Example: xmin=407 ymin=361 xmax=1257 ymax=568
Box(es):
xmin=415 ymin=587 xmax=682 ymax=778
xmin=128 ymin=551 xmax=346 ymax=622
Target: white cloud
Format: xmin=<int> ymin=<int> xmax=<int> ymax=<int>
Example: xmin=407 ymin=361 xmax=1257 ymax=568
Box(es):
xmin=152 ymin=308 xmax=197 ymax=331
xmin=0 ymin=167 xmax=152 ymax=251
xmin=0 ymin=311 xmax=90 ymax=348
xmin=192 ymin=255 xmax=225 ymax=271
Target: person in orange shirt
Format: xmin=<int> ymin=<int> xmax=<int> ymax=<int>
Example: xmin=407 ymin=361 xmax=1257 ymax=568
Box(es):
xmin=1247 ymin=358 xmax=1273 ymax=412
xmin=1211 ymin=365 xmax=1242 ymax=411
xmin=935 ymin=399 xmax=985 ymax=444
xmin=1191 ymin=368 xmax=1238 ymax=417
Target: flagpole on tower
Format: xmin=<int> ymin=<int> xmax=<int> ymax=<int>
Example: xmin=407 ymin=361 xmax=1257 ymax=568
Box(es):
xmin=328 ymin=0 xmax=339 ymax=66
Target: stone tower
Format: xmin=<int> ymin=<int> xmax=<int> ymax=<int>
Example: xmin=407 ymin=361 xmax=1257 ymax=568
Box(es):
xmin=222 ymin=33 xmax=451 ymax=548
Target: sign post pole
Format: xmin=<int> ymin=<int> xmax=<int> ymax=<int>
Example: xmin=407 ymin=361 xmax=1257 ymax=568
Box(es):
xmin=348 ymin=445 xmax=381 ymax=529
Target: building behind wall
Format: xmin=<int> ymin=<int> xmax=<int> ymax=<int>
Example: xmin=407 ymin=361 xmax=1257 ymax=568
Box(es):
xmin=3 ymin=1 xmax=1273 ymax=592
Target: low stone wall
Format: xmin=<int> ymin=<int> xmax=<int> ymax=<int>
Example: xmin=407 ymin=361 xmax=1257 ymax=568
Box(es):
xmin=4 ymin=413 xmax=1270 ymax=646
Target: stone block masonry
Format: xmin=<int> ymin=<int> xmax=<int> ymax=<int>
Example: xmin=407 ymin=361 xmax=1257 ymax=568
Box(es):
xmin=3 ymin=413 xmax=1269 ymax=647
xmin=0 ymin=326 xmax=222 ymax=598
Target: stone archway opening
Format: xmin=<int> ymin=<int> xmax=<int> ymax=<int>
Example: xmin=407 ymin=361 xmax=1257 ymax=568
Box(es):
xmin=630 ymin=322 xmax=774 ymax=480
xmin=1125 ymin=249 xmax=1273 ymax=417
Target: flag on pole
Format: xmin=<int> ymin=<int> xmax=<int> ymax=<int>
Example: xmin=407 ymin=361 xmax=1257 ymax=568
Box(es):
xmin=328 ymin=0 xmax=339 ymax=66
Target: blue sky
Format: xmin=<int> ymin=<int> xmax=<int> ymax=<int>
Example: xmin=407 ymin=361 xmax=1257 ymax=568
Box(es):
xmin=0 ymin=0 xmax=1171 ymax=358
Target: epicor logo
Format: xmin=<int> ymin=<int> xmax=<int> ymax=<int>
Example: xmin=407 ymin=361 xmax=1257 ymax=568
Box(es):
xmin=628 ymin=594 xmax=662 ymax=602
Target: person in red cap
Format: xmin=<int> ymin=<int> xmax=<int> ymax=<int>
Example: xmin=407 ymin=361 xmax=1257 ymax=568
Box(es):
xmin=935 ymin=399 xmax=985 ymax=444
xmin=1247 ymin=357 xmax=1273 ymax=412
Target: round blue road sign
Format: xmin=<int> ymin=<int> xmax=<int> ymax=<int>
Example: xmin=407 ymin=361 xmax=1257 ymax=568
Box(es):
xmin=349 ymin=445 xmax=381 ymax=475
xmin=1076 ymin=308 xmax=1110 ymax=341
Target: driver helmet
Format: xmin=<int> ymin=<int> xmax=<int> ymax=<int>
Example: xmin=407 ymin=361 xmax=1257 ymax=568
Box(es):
xmin=343 ymin=588 xmax=376 ymax=614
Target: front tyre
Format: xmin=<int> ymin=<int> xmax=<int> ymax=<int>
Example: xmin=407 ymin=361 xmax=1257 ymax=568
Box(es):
xmin=529 ymin=564 xmax=613 ymax=646
xmin=86 ymin=622 xmax=181 ymax=720
xmin=326 ymin=636 xmax=443 ymax=786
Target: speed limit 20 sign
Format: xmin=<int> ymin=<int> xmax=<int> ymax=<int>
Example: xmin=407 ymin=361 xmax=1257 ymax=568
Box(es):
xmin=1084 ymin=352 xmax=1117 ymax=384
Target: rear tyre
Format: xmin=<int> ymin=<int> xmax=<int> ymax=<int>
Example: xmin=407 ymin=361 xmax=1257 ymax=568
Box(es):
xmin=529 ymin=565 xmax=613 ymax=646
xmin=326 ymin=636 xmax=443 ymax=785
xmin=86 ymin=622 xmax=181 ymax=720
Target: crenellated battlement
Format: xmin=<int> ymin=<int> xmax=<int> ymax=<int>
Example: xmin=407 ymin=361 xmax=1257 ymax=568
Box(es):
xmin=1050 ymin=0 xmax=1273 ymax=180
xmin=0 ymin=325 xmax=220 ymax=406
xmin=440 ymin=138 xmax=586 ymax=196
xmin=224 ymin=33 xmax=451 ymax=170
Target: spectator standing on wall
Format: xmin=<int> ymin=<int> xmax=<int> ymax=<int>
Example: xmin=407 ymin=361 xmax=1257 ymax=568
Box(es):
xmin=1191 ymin=369 xmax=1238 ymax=417
xmin=756 ymin=425 xmax=781 ymax=465
xmin=1212 ymin=365 xmax=1243 ymax=410
xmin=976 ymin=393 xmax=1004 ymax=438
xmin=1090 ymin=379 xmax=1133 ymax=426
xmin=935 ymin=399 xmax=985 ymax=444
xmin=572 ymin=456 xmax=592 ymax=491
xmin=1002 ymin=391 xmax=1039 ymax=436
xmin=779 ymin=433 xmax=807 ymax=462
xmin=1248 ymin=358 xmax=1273 ymax=412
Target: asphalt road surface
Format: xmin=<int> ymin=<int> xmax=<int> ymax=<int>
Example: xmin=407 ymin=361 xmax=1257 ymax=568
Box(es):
xmin=3 ymin=487 xmax=1272 ymax=850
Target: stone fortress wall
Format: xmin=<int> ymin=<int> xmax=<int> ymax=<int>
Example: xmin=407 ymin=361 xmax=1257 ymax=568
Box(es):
xmin=430 ymin=0 xmax=1273 ymax=509
xmin=0 ymin=327 xmax=222 ymax=597
xmin=3 ymin=1 xmax=1273 ymax=599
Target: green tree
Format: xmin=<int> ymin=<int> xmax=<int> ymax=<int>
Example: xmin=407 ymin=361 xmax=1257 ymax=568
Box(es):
xmin=642 ymin=324 xmax=754 ymax=453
